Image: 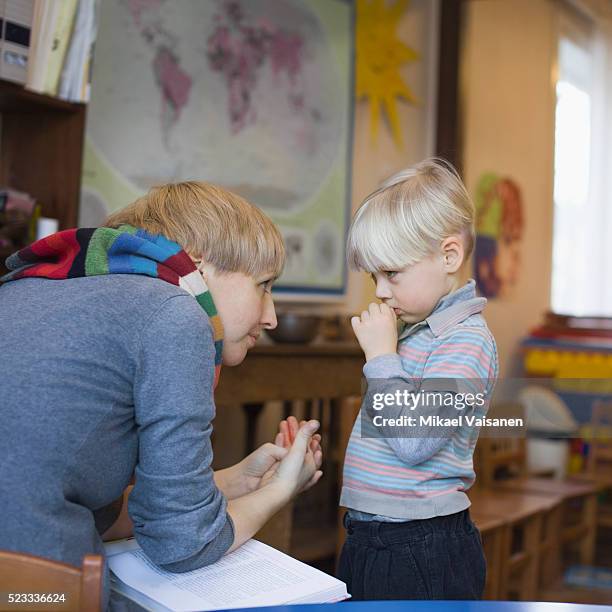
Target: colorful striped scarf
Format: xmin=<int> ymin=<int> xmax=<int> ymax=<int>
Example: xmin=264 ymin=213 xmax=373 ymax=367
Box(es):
xmin=2 ymin=225 xmax=224 ymax=387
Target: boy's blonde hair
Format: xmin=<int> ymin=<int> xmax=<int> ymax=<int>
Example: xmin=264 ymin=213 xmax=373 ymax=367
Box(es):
xmin=347 ymin=159 xmax=475 ymax=272
xmin=105 ymin=181 xmax=285 ymax=278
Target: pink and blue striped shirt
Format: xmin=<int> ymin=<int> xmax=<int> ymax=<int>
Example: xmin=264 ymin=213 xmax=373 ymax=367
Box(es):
xmin=340 ymin=280 xmax=498 ymax=520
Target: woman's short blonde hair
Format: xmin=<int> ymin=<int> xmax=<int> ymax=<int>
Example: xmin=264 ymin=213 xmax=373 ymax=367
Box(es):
xmin=105 ymin=181 xmax=285 ymax=278
xmin=347 ymin=158 xmax=475 ymax=272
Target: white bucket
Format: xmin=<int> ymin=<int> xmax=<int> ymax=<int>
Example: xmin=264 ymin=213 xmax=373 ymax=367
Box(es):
xmin=527 ymin=438 xmax=570 ymax=480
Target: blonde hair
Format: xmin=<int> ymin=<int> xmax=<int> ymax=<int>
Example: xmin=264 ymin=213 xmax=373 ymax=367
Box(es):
xmin=347 ymin=158 xmax=475 ymax=272
xmin=105 ymin=181 xmax=285 ymax=278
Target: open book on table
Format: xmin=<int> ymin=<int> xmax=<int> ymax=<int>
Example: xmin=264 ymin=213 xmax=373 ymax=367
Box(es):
xmin=105 ymin=538 xmax=349 ymax=611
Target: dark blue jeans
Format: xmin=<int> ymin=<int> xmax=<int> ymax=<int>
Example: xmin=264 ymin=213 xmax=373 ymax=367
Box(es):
xmin=337 ymin=509 xmax=486 ymax=600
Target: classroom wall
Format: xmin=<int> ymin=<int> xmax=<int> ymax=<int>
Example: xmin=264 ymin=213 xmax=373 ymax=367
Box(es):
xmin=341 ymin=0 xmax=441 ymax=315
xmin=460 ymin=0 xmax=557 ymax=375
xmin=216 ymin=0 xmax=562 ymax=459
xmin=348 ymin=0 xmax=559 ymax=377
xmin=213 ymin=1 xmax=441 ymax=467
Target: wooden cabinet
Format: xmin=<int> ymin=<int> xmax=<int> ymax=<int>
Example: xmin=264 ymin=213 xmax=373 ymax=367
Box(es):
xmin=0 ymin=79 xmax=85 ymax=271
xmin=0 ymin=79 xmax=86 ymax=230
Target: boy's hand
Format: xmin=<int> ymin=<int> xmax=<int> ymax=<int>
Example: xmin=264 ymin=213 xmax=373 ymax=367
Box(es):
xmin=351 ymin=302 xmax=398 ymax=362
xmin=278 ymin=416 xmax=322 ymax=457
xmin=239 ymin=417 xmax=323 ymax=493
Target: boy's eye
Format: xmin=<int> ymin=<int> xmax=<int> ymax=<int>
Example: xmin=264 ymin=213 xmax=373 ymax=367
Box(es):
xmin=260 ymin=280 xmax=273 ymax=294
xmin=370 ymin=271 xmax=397 ymax=284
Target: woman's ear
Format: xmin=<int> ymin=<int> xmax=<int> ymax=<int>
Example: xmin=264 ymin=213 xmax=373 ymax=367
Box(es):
xmin=441 ymin=236 xmax=464 ymax=273
xmin=190 ymin=256 xmax=210 ymax=282
xmin=198 ymin=262 xmax=212 ymax=283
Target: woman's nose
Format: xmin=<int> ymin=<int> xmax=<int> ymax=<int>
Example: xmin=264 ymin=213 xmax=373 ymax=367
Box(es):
xmin=261 ymin=294 xmax=278 ymax=329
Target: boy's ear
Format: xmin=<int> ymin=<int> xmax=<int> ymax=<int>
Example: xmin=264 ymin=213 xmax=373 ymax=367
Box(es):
xmin=441 ymin=236 xmax=464 ymax=273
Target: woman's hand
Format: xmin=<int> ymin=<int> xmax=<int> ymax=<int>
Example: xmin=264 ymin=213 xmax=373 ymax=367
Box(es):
xmin=238 ymin=440 xmax=288 ymax=493
xmin=351 ymin=302 xmax=398 ymax=362
xmin=224 ymin=419 xmax=323 ymax=555
xmin=217 ymin=418 xmax=322 ymax=498
xmin=269 ymin=419 xmax=323 ymax=498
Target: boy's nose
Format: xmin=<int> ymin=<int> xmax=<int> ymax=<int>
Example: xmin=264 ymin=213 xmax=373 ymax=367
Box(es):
xmin=375 ymin=282 xmax=392 ymax=300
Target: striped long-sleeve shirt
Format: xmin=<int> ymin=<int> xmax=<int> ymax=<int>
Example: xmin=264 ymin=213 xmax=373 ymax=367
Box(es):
xmin=340 ymin=280 xmax=499 ymax=520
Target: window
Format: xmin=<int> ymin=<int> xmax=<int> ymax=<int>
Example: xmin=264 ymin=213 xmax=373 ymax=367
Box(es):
xmin=551 ymin=6 xmax=612 ymax=316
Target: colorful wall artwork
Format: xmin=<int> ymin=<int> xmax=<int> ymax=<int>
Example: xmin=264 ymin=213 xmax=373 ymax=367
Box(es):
xmin=474 ymin=173 xmax=525 ymax=299
xmin=80 ymin=0 xmax=354 ymax=296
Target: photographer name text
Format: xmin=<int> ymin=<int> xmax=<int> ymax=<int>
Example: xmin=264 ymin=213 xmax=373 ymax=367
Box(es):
xmin=371 ymin=414 xmax=524 ymax=428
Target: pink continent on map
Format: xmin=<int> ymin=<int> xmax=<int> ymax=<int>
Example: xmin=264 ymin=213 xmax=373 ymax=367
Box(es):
xmin=269 ymin=31 xmax=303 ymax=83
xmin=153 ymin=47 xmax=193 ymax=120
xmin=126 ymin=0 xmax=193 ymax=126
xmin=207 ymin=2 xmax=305 ymax=133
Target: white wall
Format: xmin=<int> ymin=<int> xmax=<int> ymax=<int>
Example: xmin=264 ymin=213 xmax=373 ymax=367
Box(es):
xmin=460 ymin=0 xmax=557 ymax=375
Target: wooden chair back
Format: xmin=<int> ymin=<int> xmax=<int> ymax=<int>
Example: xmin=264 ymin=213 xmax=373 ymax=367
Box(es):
xmin=336 ymin=396 xmax=364 ymax=559
xmin=0 ymin=551 xmax=103 ymax=611
xmin=587 ymin=400 xmax=612 ymax=474
xmin=475 ymin=437 xmax=528 ymax=488
xmin=256 ymin=504 xmax=294 ymax=554
xmin=259 ymin=396 xmax=351 ymax=562
xmin=474 ymin=402 xmax=527 ymax=488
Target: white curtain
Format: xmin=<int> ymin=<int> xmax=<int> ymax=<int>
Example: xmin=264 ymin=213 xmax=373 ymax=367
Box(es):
xmin=552 ymin=4 xmax=612 ymax=317
xmin=589 ymin=17 xmax=612 ymax=315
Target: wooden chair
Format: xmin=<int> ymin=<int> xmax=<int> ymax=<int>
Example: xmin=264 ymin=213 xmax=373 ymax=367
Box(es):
xmin=570 ymin=400 xmax=612 ymax=533
xmin=469 ymin=511 xmax=506 ymax=599
xmin=468 ymin=484 xmax=562 ymax=600
xmin=571 ymin=399 xmax=612 ymax=489
xmin=258 ymin=397 xmax=343 ymax=562
xmin=335 ymin=396 xmax=364 ymax=561
xmin=256 ymin=505 xmax=294 ymax=554
xmin=0 ymin=551 xmax=103 ymax=611
xmin=589 ymin=400 xmax=612 ymax=532
xmin=476 ymin=405 xmax=599 ymax=573
xmin=493 ymin=474 xmax=597 ymax=568
xmin=586 ymin=400 xmax=612 ymax=479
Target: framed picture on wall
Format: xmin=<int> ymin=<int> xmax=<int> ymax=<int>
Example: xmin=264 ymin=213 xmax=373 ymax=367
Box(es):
xmin=80 ymin=0 xmax=355 ymax=298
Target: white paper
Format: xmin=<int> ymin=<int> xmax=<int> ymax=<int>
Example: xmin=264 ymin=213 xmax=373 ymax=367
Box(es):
xmin=105 ymin=539 xmax=348 ymax=612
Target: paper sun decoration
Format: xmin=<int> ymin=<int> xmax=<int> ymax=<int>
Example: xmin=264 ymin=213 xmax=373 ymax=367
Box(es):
xmin=356 ymin=0 xmax=419 ymax=148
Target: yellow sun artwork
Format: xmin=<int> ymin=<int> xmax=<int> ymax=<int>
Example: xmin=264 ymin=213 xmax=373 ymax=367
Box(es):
xmin=356 ymin=0 xmax=419 ymax=148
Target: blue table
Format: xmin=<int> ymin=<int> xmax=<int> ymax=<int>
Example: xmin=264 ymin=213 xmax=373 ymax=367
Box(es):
xmin=228 ymin=602 xmax=612 ymax=612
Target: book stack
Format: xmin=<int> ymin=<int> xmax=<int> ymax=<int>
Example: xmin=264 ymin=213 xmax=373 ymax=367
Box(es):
xmin=0 ymin=187 xmax=39 ymax=260
xmin=0 ymin=187 xmax=36 ymax=216
xmin=25 ymin=0 xmax=98 ymax=102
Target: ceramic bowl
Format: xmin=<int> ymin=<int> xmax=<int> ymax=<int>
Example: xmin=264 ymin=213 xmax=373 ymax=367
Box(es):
xmin=265 ymin=313 xmax=321 ymax=344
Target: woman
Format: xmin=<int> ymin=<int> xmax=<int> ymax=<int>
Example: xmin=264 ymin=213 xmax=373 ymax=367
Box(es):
xmin=0 ymin=181 xmax=322 ymax=608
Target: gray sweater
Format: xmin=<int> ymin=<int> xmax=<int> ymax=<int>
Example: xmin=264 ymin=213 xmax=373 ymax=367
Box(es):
xmin=0 ymin=275 xmax=234 ymax=603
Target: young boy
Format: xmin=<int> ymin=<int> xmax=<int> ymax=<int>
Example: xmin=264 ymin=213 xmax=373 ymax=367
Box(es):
xmin=338 ymin=159 xmax=498 ymax=600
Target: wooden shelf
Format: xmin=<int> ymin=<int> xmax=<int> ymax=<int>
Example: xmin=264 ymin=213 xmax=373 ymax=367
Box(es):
xmin=0 ymin=79 xmax=83 ymax=113
xmin=599 ymin=505 xmax=612 ymax=529
xmin=0 ymin=78 xmax=87 ymax=234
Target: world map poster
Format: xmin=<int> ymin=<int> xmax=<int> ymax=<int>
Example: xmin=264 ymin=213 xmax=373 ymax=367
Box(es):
xmin=80 ymin=0 xmax=354 ymax=295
